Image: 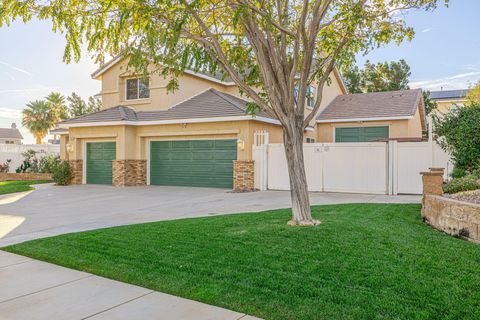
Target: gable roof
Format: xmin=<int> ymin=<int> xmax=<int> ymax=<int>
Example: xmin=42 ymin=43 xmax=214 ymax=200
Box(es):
xmin=429 ymin=89 xmax=469 ymax=101
xmin=59 ymin=88 xmax=278 ymax=127
xmin=0 ymin=128 xmax=23 ymax=140
xmin=317 ymin=89 xmax=423 ymax=123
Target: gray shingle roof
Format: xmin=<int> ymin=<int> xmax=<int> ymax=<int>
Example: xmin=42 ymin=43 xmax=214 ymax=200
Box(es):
xmin=317 ymin=89 xmax=422 ymax=121
xmin=429 ymin=89 xmax=469 ymax=100
xmin=0 ymin=128 xmax=23 ymax=140
xmin=60 ymin=89 xmax=273 ymax=125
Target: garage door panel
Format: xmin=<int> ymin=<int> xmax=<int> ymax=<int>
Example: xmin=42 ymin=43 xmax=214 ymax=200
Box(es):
xmin=192 ymin=140 xmax=215 ymax=148
xmin=86 ymin=142 xmax=116 ymax=185
xmin=150 ymin=139 xmax=237 ymax=188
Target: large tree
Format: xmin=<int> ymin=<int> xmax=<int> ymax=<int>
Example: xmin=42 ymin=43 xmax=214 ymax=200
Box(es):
xmin=46 ymin=92 xmax=69 ymax=121
xmin=1 ymin=0 xmax=445 ymax=225
xmin=67 ymin=93 xmax=102 ymax=117
xmin=22 ymin=100 xmax=55 ymax=144
xmin=342 ymin=59 xmax=411 ymax=93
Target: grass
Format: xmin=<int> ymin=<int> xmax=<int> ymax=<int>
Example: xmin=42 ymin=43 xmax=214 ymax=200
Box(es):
xmin=0 ymin=180 xmax=51 ymax=195
xmin=4 ymin=203 xmax=480 ymax=319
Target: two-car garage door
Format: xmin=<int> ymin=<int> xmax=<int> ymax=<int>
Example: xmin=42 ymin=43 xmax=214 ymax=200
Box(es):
xmin=150 ymin=139 xmax=237 ymax=188
xmin=85 ymin=139 xmax=237 ymax=188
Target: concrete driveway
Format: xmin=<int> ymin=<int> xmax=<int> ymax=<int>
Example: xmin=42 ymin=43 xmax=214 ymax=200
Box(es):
xmin=0 ymin=183 xmax=420 ymax=246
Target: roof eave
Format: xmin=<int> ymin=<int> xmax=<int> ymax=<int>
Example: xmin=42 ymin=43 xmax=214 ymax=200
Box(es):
xmin=58 ymin=115 xmax=281 ymax=129
xmin=316 ymin=116 xmax=414 ymax=123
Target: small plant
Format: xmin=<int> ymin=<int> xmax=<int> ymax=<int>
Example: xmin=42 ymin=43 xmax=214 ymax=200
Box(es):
xmin=51 ymin=160 xmax=72 ymax=185
xmin=0 ymin=159 xmax=11 ymax=173
xmin=15 ymin=160 xmax=31 ymax=173
xmin=451 ymin=167 xmax=467 ymax=179
xmin=443 ymin=176 xmax=480 ymax=194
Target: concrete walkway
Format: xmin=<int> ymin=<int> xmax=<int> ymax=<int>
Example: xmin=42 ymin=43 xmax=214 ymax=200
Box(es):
xmin=0 ymin=183 xmax=420 ymax=246
xmin=0 ymin=251 xmax=259 ymax=320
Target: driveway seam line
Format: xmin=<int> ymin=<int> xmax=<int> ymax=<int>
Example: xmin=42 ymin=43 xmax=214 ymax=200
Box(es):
xmin=0 ymin=274 xmax=93 ymax=304
xmin=0 ymin=258 xmax=33 ymax=269
xmin=80 ymin=290 xmax=155 ymax=320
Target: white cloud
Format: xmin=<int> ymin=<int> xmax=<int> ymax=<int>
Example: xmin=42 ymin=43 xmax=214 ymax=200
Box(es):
xmin=0 ymin=107 xmax=22 ymax=119
xmin=421 ymin=28 xmax=432 ymax=33
xmin=410 ymin=72 xmax=480 ymax=91
xmin=0 ymin=61 xmax=33 ymax=77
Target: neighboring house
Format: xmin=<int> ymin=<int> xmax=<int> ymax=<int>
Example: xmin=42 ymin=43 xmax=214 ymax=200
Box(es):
xmin=0 ymin=123 xmax=23 ymax=145
xmin=56 ymin=56 xmax=425 ymax=190
xmin=429 ymin=89 xmax=469 ymax=114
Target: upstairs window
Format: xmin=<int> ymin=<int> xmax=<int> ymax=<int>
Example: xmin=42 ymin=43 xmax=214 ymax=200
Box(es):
xmin=126 ymin=78 xmax=150 ymax=100
xmin=306 ymin=85 xmax=316 ymax=107
xmin=294 ymin=85 xmax=316 ymax=108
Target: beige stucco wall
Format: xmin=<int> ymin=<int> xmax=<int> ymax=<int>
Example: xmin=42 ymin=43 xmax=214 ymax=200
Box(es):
xmin=97 ymin=58 xmax=346 ymax=118
xmin=63 ymin=120 xmax=283 ymax=163
xmin=99 ymin=59 xmax=239 ymax=111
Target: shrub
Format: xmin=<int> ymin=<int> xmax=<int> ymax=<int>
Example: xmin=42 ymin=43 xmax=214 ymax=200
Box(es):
xmin=451 ymin=167 xmax=467 ymax=179
xmin=443 ymin=176 xmax=480 ymax=194
xmin=434 ymin=103 xmax=480 ymax=172
xmin=0 ymin=159 xmax=11 ymax=173
xmin=51 ymin=160 xmax=72 ymax=185
xmin=39 ymin=154 xmax=61 ymax=173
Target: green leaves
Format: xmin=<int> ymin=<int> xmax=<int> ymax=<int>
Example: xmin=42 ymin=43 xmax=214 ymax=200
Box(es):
xmin=434 ymin=102 xmax=480 ymax=172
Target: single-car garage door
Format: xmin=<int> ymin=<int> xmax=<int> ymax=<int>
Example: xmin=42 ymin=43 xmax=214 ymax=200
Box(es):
xmin=86 ymin=142 xmax=116 ymax=184
xmin=335 ymin=126 xmax=389 ymax=142
xmin=150 ymin=139 xmax=237 ymax=188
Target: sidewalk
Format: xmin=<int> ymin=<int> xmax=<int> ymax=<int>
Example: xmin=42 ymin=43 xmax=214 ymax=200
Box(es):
xmin=0 ymin=251 xmax=259 ymax=320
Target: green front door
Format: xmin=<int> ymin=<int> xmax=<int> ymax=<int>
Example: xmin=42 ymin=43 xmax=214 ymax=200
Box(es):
xmin=86 ymin=142 xmax=116 ymax=184
xmin=150 ymin=139 xmax=237 ymax=188
xmin=335 ymin=126 xmax=389 ymax=142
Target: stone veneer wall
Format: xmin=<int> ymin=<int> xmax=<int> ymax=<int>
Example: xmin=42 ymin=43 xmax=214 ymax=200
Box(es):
xmin=68 ymin=160 xmax=83 ymax=185
xmin=112 ymin=160 xmax=147 ymax=187
xmin=0 ymin=172 xmax=52 ymax=181
xmin=421 ymin=168 xmax=480 ymax=243
xmin=233 ymin=160 xmax=254 ymax=192
xmin=422 ymin=194 xmax=480 ymax=242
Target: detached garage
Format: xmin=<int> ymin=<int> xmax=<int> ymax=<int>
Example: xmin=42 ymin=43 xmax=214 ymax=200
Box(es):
xmin=85 ymin=142 xmax=116 ymax=185
xmin=150 ymin=139 xmax=237 ymax=188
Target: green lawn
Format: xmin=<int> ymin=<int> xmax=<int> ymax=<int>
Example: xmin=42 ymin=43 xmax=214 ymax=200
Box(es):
xmin=0 ymin=180 xmax=51 ymax=195
xmin=4 ymin=204 xmax=480 ymax=319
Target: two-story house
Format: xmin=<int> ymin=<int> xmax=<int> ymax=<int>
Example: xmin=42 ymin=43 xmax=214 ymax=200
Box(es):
xmin=57 ymin=56 xmax=426 ymax=190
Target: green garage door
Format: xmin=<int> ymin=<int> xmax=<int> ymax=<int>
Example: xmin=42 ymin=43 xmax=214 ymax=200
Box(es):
xmin=86 ymin=142 xmax=116 ymax=184
xmin=335 ymin=126 xmax=389 ymax=142
xmin=150 ymin=139 xmax=237 ymax=188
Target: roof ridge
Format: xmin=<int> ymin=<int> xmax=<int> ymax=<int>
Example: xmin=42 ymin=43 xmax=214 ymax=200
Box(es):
xmin=209 ymin=89 xmax=249 ymax=113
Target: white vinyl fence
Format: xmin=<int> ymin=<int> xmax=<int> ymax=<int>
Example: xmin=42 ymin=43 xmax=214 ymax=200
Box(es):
xmin=0 ymin=144 xmax=60 ymax=173
xmin=253 ymin=139 xmax=452 ymax=195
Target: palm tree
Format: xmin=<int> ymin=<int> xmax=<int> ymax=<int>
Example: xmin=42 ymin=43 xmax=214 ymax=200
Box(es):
xmin=46 ymin=92 xmax=68 ymax=121
xmin=22 ymin=100 xmax=54 ymax=144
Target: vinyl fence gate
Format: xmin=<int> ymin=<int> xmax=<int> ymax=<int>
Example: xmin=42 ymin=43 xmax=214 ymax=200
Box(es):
xmin=253 ymin=134 xmax=452 ymax=195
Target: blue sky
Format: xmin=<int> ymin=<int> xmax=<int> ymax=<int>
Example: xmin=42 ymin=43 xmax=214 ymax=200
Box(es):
xmin=0 ymin=0 xmax=478 ymax=143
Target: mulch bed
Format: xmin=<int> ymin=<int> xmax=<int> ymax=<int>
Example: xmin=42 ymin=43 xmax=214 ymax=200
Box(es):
xmin=449 ymin=190 xmax=480 ymax=205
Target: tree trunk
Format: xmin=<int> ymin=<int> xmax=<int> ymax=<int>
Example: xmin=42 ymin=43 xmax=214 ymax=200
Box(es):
xmin=283 ymin=122 xmax=320 ymax=226
xmin=35 ymin=134 xmax=42 ymax=145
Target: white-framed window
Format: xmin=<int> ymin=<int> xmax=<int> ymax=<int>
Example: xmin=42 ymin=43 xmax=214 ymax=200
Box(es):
xmin=306 ymin=85 xmax=316 ymax=107
xmin=306 ymin=137 xmax=315 ymax=143
xmin=126 ymin=78 xmax=150 ymax=100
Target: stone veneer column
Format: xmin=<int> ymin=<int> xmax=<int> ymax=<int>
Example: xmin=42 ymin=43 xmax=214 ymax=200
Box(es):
xmin=233 ymin=160 xmax=255 ymax=192
xmin=420 ymin=168 xmax=444 ymax=196
xmin=112 ymin=160 xmax=147 ymax=187
xmin=68 ymin=160 xmax=83 ymax=185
